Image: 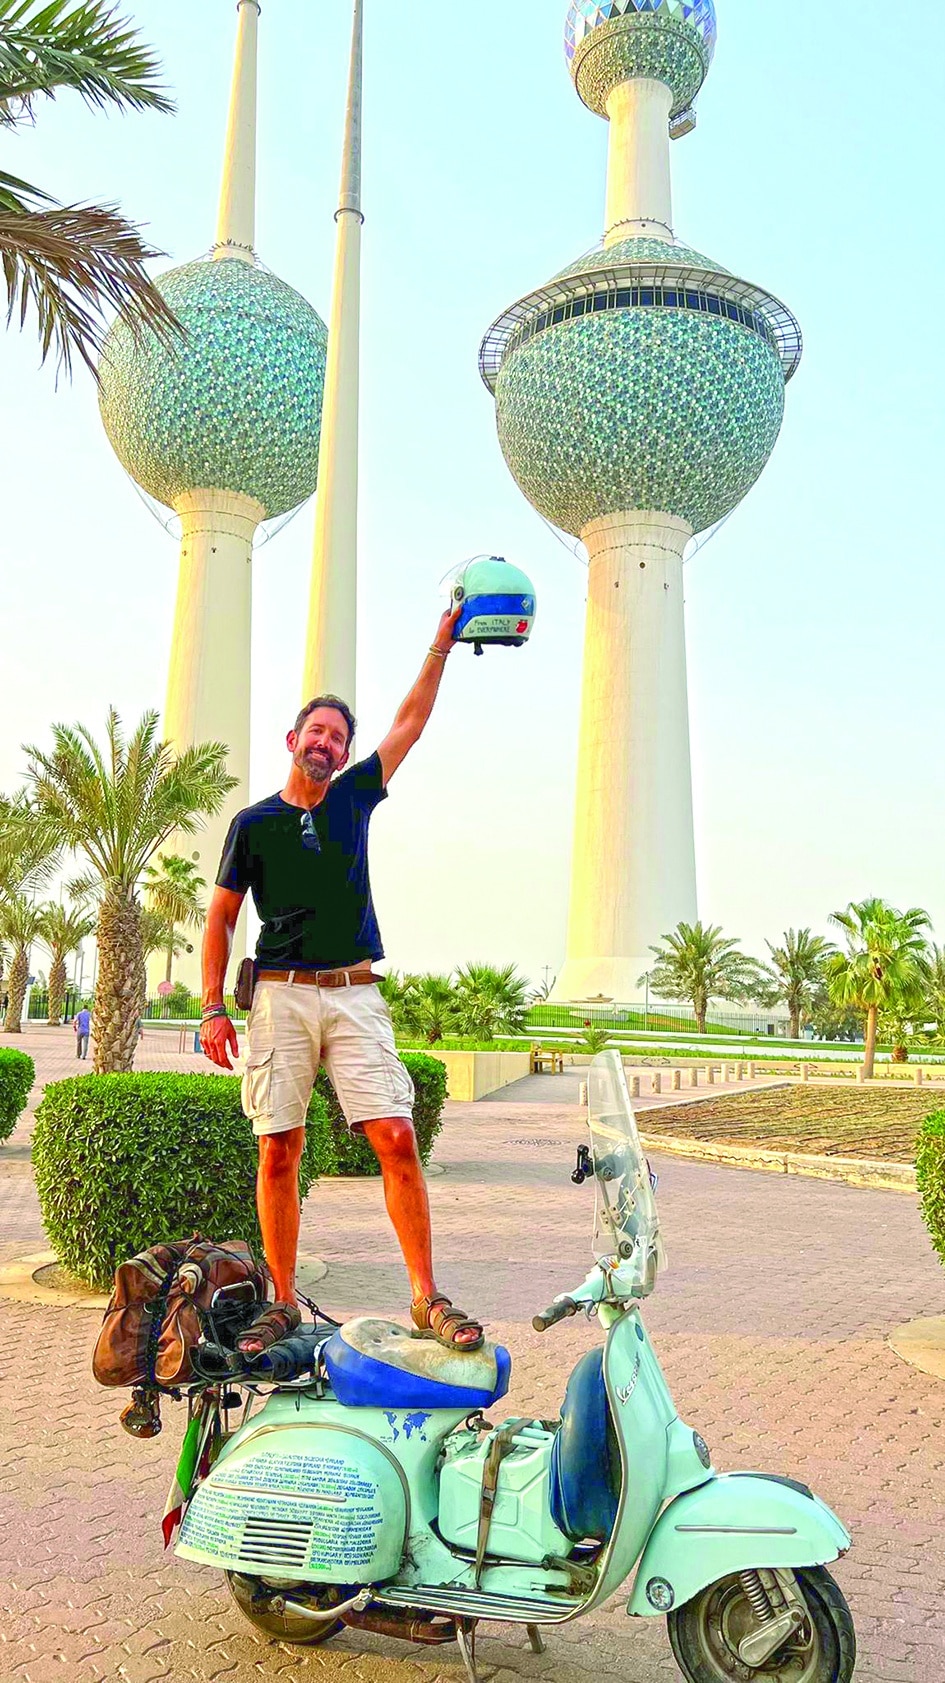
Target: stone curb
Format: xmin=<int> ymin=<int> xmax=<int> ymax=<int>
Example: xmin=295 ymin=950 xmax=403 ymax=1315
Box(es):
xmin=639 ymin=1131 xmax=917 ymax=1193
xmin=889 ymin=1314 xmax=945 ymax=1383
xmin=0 ymin=1250 xmax=329 ymax=1309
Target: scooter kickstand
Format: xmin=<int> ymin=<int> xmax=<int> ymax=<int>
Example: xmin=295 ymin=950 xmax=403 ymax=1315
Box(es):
xmin=456 ymin=1618 xmax=480 ymax=1683
xmin=526 ymin=1624 xmax=546 ymax=1656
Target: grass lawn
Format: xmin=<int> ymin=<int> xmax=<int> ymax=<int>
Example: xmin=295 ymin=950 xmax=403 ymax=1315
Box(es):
xmin=646 ymin=1086 xmax=943 ymax=1163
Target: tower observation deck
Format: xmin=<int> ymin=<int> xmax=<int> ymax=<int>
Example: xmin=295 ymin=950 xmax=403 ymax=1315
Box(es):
xmin=479 ymin=0 xmax=802 ymax=1004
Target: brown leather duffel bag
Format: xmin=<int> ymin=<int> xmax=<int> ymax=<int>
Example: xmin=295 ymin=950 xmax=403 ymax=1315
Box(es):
xmin=92 ymin=1235 xmax=266 ymax=1390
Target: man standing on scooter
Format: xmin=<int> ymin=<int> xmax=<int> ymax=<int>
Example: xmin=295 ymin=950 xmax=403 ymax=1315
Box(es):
xmin=199 ymin=606 xmax=484 ymax=1361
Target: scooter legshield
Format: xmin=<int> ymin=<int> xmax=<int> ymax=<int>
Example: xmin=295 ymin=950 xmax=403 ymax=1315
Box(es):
xmin=176 ymin=1424 xmax=408 ymax=1586
xmin=627 ymin=1474 xmax=851 ymax=1616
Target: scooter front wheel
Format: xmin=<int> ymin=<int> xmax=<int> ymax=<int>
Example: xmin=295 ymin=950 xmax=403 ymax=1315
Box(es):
xmin=667 ymin=1566 xmax=855 ymax=1683
xmin=225 ymin=1572 xmax=350 ymax=1645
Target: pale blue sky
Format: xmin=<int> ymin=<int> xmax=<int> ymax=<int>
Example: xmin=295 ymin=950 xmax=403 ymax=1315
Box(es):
xmin=1 ymin=0 xmax=943 ymax=985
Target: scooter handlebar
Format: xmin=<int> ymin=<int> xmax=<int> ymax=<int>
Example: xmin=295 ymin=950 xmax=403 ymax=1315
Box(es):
xmin=532 ymin=1297 xmax=578 ymax=1333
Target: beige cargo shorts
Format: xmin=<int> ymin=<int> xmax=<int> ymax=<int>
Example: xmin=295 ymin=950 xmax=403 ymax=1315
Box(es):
xmin=241 ymin=979 xmax=415 ymax=1138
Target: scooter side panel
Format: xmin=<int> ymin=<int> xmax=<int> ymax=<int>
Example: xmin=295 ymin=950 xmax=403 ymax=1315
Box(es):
xmin=177 ymin=1393 xmax=468 ymax=1588
xmin=626 ymin=1473 xmax=852 ymax=1616
xmin=177 ymin=1418 xmax=412 ymax=1584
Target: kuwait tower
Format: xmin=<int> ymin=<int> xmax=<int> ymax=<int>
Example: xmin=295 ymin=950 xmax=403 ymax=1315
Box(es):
xmin=479 ymin=1 xmax=802 ymax=1003
xmin=98 ymin=0 xmax=328 ymax=987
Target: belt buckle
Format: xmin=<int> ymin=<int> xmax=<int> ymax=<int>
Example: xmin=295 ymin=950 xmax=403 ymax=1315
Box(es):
xmin=315 ymin=968 xmax=340 ymax=988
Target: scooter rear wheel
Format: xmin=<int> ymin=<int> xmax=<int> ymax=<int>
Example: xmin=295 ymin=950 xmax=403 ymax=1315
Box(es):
xmin=667 ymin=1565 xmax=855 ymax=1683
xmin=225 ymin=1572 xmax=350 ymax=1645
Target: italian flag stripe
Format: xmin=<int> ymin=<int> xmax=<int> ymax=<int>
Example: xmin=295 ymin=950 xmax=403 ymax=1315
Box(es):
xmin=162 ymin=1413 xmax=202 ymax=1548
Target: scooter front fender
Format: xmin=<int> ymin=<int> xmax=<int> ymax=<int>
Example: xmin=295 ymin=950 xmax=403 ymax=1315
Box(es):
xmin=627 ymin=1473 xmax=851 ymax=1617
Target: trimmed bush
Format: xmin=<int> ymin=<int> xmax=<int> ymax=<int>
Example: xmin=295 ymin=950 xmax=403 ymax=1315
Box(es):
xmin=32 ymin=1055 xmax=448 ymax=1287
xmin=33 ymin=1074 xmax=327 ymax=1289
xmin=308 ymin=1052 xmax=447 ymax=1177
xmin=0 ymin=1048 xmax=35 ymax=1143
xmin=917 ymin=1109 xmax=945 ymax=1267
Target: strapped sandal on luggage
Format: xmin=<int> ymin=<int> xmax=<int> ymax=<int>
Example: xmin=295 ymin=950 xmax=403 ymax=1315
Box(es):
xmin=234 ymin=1300 xmax=302 ymax=1361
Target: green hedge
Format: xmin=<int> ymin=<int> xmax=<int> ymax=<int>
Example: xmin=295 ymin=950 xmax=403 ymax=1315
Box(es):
xmin=0 ymin=1048 xmax=34 ymax=1143
xmin=308 ymin=1052 xmax=447 ymax=1177
xmin=917 ymin=1109 xmax=945 ymax=1268
xmin=32 ymin=1054 xmax=447 ymax=1288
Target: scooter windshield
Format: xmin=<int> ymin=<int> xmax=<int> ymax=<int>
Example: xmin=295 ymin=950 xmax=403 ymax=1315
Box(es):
xmin=587 ymin=1051 xmax=665 ymax=1297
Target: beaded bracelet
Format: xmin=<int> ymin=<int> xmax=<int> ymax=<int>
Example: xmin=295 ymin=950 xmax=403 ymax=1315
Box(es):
xmin=201 ymin=1006 xmax=229 ymax=1023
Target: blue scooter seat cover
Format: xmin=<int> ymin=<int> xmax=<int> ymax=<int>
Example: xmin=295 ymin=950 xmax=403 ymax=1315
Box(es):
xmin=324 ymin=1317 xmax=511 ymax=1411
xmin=550 ymin=1347 xmax=620 ymax=1542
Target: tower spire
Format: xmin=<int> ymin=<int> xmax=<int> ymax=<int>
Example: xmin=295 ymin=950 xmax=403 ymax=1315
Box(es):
xmin=214 ymin=0 xmax=260 ymax=262
xmin=301 ymin=0 xmax=364 ymax=708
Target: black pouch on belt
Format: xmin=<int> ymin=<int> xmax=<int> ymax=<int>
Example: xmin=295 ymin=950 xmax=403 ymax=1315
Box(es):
xmin=234 ymin=958 xmax=257 ymax=1013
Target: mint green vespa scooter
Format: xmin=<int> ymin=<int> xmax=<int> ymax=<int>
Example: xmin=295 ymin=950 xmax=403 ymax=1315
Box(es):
xmin=174 ymin=1051 xmax=856 ymax=1683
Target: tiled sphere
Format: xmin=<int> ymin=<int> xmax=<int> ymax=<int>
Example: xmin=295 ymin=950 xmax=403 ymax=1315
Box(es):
xmin=495 ymin=305 xmax=785 ymax=538
xmin=566 ymin=0 xmax=717 ymax=117
xmin=99 ymin=258 xmax=328 ymax=518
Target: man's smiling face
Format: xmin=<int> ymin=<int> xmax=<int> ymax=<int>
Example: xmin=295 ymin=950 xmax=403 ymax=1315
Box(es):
xmin=288 ymin=707 xmax=351 ymax=785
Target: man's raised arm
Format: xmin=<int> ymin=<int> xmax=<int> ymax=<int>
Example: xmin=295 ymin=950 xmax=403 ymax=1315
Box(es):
xmin=200 ymin=885 xmax=245 ymax=1070
xmin=377 ymin=605 xmax=462 ymax=785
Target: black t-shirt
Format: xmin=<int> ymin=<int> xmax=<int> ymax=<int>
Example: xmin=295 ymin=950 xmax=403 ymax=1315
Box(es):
xmin=216 ymin=753 xmax=388 ymax=970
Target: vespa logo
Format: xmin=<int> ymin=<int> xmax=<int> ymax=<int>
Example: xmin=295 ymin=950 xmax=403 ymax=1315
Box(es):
xmin=615 ymin=1352 xmax=641 ymax=1407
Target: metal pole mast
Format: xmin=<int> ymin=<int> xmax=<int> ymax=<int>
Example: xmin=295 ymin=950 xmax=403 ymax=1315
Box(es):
xmin=301 ymin=0 xmax=364 ymax=708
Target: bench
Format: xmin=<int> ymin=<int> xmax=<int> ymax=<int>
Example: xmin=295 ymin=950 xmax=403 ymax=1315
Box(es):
xmin=530 ymin=1046 xmax=565 ymax=1075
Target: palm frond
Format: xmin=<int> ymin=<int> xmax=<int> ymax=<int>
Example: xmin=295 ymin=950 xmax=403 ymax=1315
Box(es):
xmin=0 ymin=1 xmax=172 ymax=117
xmin=0 ymin=192 xmax=179 ymax=376
xmin=0 ymin=791 xmax=62 ymax=893
xmin=38 ymin=899 xmax=96 ymax=961
xmin=27 ymin=709 xmax=237 ymax=894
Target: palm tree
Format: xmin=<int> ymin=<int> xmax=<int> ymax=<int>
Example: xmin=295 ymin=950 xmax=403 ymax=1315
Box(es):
xmin=39 ymin=901 xmax=95 ymax=1025
xmin=924 ymin=945 xmax=945 ymax=1041
xmin=143 ymin=853 xmax=206 ymax=983
xmin=0 ymin=893 xmax=48 ymax=1031
xmin=453 ymin=963 xmax=531 ymax=1042
xmin=403 ymin=974 xmax=458 ymax=1046
xmin=762 ymin=928 xmax=833 ymax=1040
xmin=24 ymin=709 xmax=235 ymax=1072
xmin=644 ymin=921 xmax=764 ymax=1034
xmin=827 ymin=898 xmax=931 ymax=1078
xmin=0 ymin=0 xmax=179 ymax=376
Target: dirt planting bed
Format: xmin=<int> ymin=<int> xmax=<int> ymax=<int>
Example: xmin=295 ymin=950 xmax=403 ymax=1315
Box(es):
xmin=648 ymin=1085 xmax=941 ymax=1162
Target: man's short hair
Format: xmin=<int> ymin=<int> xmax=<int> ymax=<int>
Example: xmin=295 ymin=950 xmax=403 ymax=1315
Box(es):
xmin=294 ymin=695 xmax=356 ymax=746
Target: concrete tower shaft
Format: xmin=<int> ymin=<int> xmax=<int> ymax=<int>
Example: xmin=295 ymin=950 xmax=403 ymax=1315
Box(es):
xmin=98 ymin=0 xmax=327 ymax=993
xmin=479 ymin=1 xmax=800 ymax=1004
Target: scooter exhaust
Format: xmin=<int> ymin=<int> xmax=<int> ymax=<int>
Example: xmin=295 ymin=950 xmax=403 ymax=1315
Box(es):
xmin=342 ymin=1606 xmax=458 ymax=1645
xmin=268 ymin=1591 xmax=457 ymax=1645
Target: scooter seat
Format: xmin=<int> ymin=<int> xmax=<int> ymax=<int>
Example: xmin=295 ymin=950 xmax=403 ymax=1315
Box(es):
xmin=550 ymin=1347 xmax=621 ymax=1542
xmin=323 ymin=1317 xmax=511 ymax=1410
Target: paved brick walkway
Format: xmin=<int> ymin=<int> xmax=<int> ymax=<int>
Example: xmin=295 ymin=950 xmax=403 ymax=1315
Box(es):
xmin=1 ymin=1031 xmax=944 ymax=1682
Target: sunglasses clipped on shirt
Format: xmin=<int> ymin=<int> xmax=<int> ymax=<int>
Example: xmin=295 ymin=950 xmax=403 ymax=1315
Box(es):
xmin=300 ymin=809 xmax=321 ymax=853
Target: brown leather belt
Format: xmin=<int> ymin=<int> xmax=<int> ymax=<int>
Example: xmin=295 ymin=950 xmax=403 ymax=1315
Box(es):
xmin=257 ymin=968 xmax=384 ymax=990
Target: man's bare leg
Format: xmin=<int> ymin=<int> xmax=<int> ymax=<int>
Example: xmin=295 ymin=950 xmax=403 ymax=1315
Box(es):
xmin=241 ymin=1127 xmax=305 ymax=1355
xmin=361 ymin=1116 xmax=481 ymax=1348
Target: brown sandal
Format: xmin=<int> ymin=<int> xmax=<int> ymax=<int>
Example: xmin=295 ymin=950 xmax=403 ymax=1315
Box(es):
xmin=236 ymin=1301 xmax=302 ymax=1357
xmin=411 ymin=1294 xmax=484 ymax=1352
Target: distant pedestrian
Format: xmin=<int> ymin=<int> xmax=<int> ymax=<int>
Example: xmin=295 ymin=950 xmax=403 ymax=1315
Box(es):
xmin=74 ymin=1006 xmax=91 ymax=1060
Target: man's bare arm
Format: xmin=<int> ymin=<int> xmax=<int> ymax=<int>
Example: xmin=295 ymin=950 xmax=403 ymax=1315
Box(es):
xmin=200 ymin=885 xmax=245 ymax=1070
xmin=377 ymin=606 xmax=461 ymax=784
